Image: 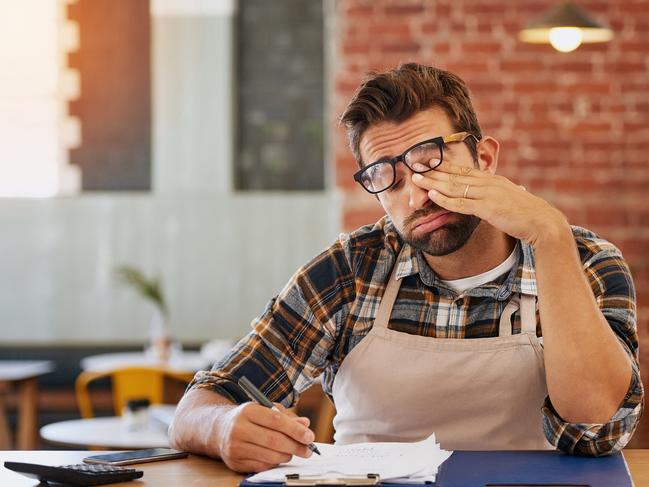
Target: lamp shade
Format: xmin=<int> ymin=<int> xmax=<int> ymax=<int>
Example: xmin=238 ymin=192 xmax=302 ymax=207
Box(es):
xmin=519 ymin=2 xmax=613 ymax=52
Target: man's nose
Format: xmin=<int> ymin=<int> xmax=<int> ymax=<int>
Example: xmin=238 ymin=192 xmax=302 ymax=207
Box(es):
xmin=406 ymin=175 xmax=430 ymax=210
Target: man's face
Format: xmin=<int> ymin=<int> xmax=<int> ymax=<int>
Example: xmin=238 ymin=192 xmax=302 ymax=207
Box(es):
xmin=359 ymin=107 xmax=481 ymax=257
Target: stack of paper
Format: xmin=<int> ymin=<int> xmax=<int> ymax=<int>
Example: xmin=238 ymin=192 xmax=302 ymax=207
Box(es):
xmin=246 ymin=434 xmax=452 ymax=484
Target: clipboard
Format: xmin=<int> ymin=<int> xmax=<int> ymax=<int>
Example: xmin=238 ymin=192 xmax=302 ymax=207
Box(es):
xmin=239 ymin=450 xmax=632 ymax=487
xmin=284 ymin=473 xmax=380 ymax=486
xmin=240 ymin=473 xmax=426 ymax=487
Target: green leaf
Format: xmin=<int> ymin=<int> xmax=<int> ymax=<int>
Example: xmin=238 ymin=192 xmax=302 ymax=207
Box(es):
xmin=115 ymin=266 xmax=167 ymax=315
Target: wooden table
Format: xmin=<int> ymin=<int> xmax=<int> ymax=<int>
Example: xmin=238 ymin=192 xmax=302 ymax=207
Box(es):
xmin=0 ymin=450 xmax=648 ymax=486
xmin=0 ymin=361 xmax=54 ymax=450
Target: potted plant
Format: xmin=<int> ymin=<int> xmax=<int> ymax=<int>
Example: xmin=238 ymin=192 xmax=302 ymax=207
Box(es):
xmin=116 ymin=266 xmax=173 ymax=360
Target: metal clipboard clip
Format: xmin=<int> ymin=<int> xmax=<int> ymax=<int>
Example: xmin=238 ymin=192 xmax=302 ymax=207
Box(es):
xmin=284 ymin=473 xmax=380 ymax=486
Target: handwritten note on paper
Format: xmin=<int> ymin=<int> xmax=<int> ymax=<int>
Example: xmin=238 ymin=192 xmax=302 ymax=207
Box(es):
xmin=246 ymin=434 xmax=452 ymax=483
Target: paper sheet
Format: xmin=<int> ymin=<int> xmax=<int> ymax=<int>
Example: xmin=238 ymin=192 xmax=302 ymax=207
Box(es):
xmin=246 ymin=433 xmax=452 ymax=483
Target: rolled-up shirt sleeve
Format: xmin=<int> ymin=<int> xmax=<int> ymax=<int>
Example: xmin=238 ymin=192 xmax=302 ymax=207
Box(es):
xmin=542 ymin=242 xmax=644 ymax=455
xmin=186 ymin=240 xmax=355 ymax=408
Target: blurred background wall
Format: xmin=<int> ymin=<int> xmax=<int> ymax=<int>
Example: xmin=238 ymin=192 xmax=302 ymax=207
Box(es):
xmin=0 ymin=0 xmax=339 ymax=344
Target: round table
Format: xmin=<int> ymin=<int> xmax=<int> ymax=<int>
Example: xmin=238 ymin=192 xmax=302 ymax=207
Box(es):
xmin=80 ymin=351 xmax=211 ymax=374
xmin=40 ymin=405 xmax=175 ymax=449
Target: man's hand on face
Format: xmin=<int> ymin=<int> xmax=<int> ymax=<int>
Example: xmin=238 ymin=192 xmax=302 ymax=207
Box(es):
xmin=213 ymin=402 xmax=314 ymax=473
xmin=411 ymin=161 xmax=568 ymax=248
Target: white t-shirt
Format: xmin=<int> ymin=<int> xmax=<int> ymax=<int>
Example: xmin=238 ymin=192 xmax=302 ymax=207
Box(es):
xmin=441 ymin=246 xmax=518 ymax=295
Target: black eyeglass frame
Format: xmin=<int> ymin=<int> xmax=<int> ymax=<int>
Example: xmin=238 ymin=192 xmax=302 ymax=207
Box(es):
xmin=353 ymin=131 xmax=480 ymax=194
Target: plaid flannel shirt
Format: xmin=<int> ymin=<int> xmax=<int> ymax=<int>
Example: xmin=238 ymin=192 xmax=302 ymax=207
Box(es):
xmin=190 ymin=216 xmax=643 ymax=456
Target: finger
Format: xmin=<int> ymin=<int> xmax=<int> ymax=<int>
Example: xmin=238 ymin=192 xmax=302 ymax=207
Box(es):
xmin=295 ymin=417 xmax=310 ymax=427
xmin=428 ymin=189 xmax=478 ymax=216
xmin=273 ymin=403 xmax=296 ymax=416
xmin=412 ymin=170 xmax=486 ymax=193
xmin=230 ymin=458 xmax=277 ymax=474
xmin=237 ymin=421 xmax=313 ymax=459
xmin=237 ymin=440 xmax=294 ymax=465
xmin=424 ymin=169 xmax=485 ymax=187
xmin=272 ymin=404 xmax=310 ymax=426
xmin=245 ymin=405 xmax=315 ymax=449
xmin=433 ymin=160 xmax=488 ymax=177
xmin=413 ymin=174 xmax=485 ymax=199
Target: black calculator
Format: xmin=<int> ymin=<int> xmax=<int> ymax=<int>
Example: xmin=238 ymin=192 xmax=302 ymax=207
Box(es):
xmin=4 ymin=461 xmax=144 ymax=486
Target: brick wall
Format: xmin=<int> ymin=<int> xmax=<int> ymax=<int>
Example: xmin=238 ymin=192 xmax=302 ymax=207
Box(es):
xmin=331 ymin=0 xmax=649 ymax=446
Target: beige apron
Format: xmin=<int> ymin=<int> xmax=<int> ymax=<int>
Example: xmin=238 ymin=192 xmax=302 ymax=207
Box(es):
xmin=331 ymin=251 xmax=552 ymax=450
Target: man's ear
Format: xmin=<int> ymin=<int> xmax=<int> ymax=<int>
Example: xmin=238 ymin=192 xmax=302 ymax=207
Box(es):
xmin=476 ymin=136 xmax=499 ymax=174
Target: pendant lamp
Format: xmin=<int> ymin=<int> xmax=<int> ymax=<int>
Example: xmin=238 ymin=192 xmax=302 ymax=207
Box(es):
xmin=518 ymin=2 xmax=614 ymax=53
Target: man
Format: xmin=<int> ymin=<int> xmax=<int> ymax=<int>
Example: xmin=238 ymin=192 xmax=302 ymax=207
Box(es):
xmin=170 ymin=63 xmax=643 ymax=473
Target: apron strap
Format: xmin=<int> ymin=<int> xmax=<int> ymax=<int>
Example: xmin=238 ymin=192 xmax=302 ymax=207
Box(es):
xmin=374 ymin=253 xmax=405 ymax=330
xmin=520 ymin=294 xmax=538 ymax=334
xmin=498 ymin=294 xmax=538 ymax=336
xmin=498 ymin=297 xmax=518 ymax=337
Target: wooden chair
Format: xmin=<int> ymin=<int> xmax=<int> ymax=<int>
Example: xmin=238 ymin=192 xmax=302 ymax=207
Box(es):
xmin=294 ymin=382 xmax=336 ymax=444
xmin=75 ymin=367 xmax=193 ymax=419
xmin=312 ymin=396 xmax=336 ymax=444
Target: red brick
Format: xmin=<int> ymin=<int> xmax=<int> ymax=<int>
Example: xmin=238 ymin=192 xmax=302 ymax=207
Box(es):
xmin=443 ymin=60 xmax=491 ymax=75
xmin=379 ymin=41 xmax=421 ymax=54
xmin=345 ymin=5 xmax=375 ymax=17
xmin=620 ymin=41 xmax=649 ymax=52
xmin=562 ymin=82 xmax=612 ymax=95
xmin=367 ymin=23 xmax=414 ymax=39
xmin=343 ymin=207 xmax=385 ymax=232
xmin=432 ymin=42 xmax=451 ymax=54
xmin=570 ymin=121 xmax=614 ymax=135
xmin=336 ymin=161 xmax=359 ymax=191
xmin=620 ymin=2 xmax=649 ymax=14
xmin=585 ymin=208 xmax=630 ymax=226
xmin=341 ymin=42 xmax=372 ymax=56
xmin=603 ymin=61 xmax=647 ymax=73
xmin=335 ymin=79 xmax=361 ymax=96
xmin=501 ymin=60 xmax=542 ymax=72
xmin=461 ymin=41 xmax=504 ymax=55
xmin=463 ymin=3 xmax=509 ymax=15
xmin=552 ymin=62 xmax=594 ymax=73
xmin=433 ymin=3 xmax=452 ymax=17
xmin=513 ymin=81 xmax=558 ymax=94
xmin=384 ymin=4 xmax=425 ymax=16
xmin=518 ymin=118 xmax=560 ymax=134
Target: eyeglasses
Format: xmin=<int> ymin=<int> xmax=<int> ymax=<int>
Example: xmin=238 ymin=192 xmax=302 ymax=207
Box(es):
xmin=353 ymin=132 xmax=480 ymax=194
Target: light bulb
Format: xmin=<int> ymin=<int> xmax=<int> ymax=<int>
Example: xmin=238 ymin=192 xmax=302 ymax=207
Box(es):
xmin=548 ymin=27 xmax=583 ymax=52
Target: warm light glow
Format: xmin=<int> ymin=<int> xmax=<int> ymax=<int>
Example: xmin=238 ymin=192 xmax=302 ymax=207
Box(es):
xmin=0 ymin=0 xmax=61 ymax=197
xmin=548 ymin=27 xmax=583 ymax=52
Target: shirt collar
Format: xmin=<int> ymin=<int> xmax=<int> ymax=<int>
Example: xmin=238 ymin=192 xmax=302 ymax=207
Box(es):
xmin=509 ymin=240 xmax=538 ymax=297
xmin=392 ymin=237 xmax=538 ymax=299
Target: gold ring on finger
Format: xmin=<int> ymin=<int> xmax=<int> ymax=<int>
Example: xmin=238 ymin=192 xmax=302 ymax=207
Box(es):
xmin=463 ymin=184 xmax=471 ymax=199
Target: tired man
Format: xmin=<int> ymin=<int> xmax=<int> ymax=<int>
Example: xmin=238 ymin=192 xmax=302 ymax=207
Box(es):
xmin=170 ymin=63 xmax=643 ymax=473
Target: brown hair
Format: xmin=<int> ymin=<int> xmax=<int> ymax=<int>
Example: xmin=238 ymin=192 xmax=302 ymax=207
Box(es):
xmin=340 ymin=63 xmax=482 ymax=167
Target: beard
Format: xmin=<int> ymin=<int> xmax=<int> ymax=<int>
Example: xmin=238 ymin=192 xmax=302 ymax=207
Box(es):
xmin=401 ymin=203 xmax=481 ymax=256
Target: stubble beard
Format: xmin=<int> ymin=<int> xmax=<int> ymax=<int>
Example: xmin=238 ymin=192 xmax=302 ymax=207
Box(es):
xmin=401 ymin=204 xmax=481 ymax=257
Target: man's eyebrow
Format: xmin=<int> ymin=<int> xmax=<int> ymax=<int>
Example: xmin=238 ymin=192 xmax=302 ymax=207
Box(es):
xmin=366 ymin=155 xmax=393 ymax=167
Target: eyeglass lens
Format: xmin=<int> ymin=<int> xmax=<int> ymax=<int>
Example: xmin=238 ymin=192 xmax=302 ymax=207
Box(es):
xmin=360 ymin=141 xmax=442 ymax=193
